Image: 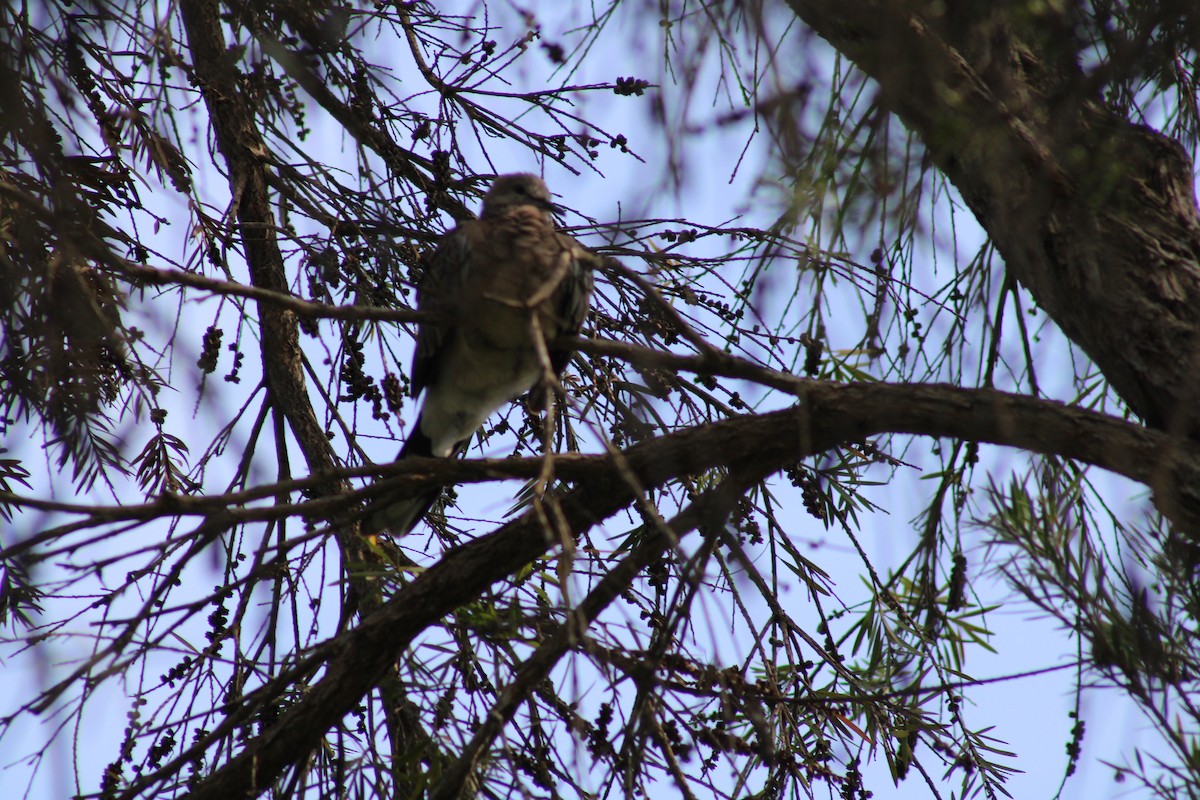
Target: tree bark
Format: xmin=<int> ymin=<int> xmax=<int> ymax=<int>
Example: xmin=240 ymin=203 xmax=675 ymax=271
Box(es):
xmin=784 ymin=0 xmax=1200 ymax=435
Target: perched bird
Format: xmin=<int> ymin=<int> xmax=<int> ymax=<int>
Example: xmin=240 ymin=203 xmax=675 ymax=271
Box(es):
xmin=364 ymin=173 xmax=595 ymax=536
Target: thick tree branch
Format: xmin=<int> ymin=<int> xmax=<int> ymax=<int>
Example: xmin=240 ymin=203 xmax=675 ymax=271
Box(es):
xmin=9 ymin=337 xmax=1200 ymax=551
xmin=9 ymin=359 xmax=1200 ymax=529
xmin=179 ymin=2 xmax=433 ymax=790
xmin=427 ymin=467 xmax=767 ymax=800
xmin=785 ymin=0 xmax=1200 ymax=434
xmin=181 ymin=1 xmax=338 ymax=479
xmin=148 ymin=374 xmax=1200 ymax=800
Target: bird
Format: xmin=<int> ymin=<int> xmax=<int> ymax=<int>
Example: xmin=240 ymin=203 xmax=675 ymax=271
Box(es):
xmin=364 ymin=173 xmax=595 ymax=537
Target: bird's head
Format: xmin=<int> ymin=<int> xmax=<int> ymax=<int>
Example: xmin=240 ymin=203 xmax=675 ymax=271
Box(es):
xmin=479 ymin=173 xmax=559 ymax=219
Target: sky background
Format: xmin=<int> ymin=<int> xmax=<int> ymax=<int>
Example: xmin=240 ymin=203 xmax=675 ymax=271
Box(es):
xmin=1 ymin=2 xmax=1181 ymax=798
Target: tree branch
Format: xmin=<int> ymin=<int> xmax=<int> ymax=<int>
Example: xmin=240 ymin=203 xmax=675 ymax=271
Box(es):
xmin=179 ymin=2 xmax=433 ymax=791
xmin=427 ymin=466 xmax=767 ymax=800
xmin=784 ymin=0 xmax=1200 ymax=434
xmin=146 ymin=375 xmax=1200 ymax=799
xmin=181 ymin=0 xmax=339 ymax=479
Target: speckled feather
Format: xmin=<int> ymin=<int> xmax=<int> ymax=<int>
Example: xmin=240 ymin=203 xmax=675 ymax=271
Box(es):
xmin=364 ymin=174 xmax=595 ymax=536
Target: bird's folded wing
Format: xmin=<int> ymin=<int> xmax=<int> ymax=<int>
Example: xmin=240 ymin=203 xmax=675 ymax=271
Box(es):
xmin=410 ymin=223 xmax=475 ymax=398
xmin=549 ymin=235 xmax=597 ymax=375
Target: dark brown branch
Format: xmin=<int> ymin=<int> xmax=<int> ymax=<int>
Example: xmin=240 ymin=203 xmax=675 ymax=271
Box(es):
xmin=11 ymin=335 xmax=1200 ymax=547
xmin=118 ymin=260 xmax=429 ymax=324
xmin=427 ymin=467 xmax=767 ymax=800
xmin=141 ymin=375 xmax=1200 ymax=800
xmin=784 ymin=0 xmax=1200 ymax=435
xmin=179 ymin=2 xmax=431 ymax=791
xmin=181 ymin=0 xmax=340 ymax=480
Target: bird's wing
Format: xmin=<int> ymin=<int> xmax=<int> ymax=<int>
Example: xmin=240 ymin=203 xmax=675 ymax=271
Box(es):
xmin=410 ymin=222 xmax=476 ymax=398
xmin=549 ymin=235 xmax=597 ymax=375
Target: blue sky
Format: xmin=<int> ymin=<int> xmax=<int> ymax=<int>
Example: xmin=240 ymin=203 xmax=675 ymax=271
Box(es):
xmin=0 ymin=2 xmax=1182 ymax=798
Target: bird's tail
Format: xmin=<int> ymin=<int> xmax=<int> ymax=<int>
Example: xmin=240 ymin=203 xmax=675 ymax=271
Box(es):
xmin=361 ymin=420 xmax=441 ymax=537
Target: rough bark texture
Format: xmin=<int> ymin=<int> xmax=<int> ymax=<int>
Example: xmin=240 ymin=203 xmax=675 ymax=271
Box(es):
xmin=786 ymin=0 xmax=1200 ymax=435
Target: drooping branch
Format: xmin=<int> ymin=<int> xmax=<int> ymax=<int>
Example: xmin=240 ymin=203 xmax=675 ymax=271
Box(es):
xmin=244 ymin=10 xmax=473 ymax=222
xmin=784 ymin=0 xmax=1200 ymax=435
